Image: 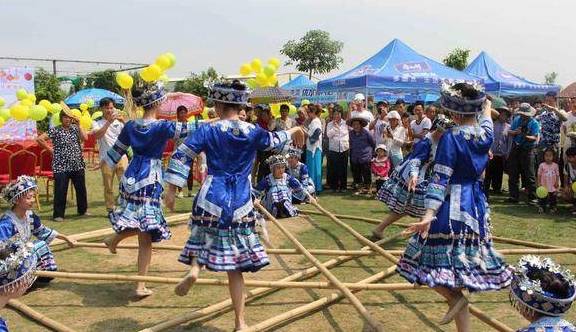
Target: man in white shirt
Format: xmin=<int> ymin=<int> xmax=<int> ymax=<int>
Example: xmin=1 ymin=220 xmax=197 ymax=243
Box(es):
xmin=410 ymin=102 xmax=432 ymax=143
xmin=91 ymin=98 xmax=128 ymax=212
xmin=349 ymin=93 xmax=374 ymax=129
xmin=369 ymin=101 xmax=389 ymax=146
xmin=326 ymin=106 xmax=350 ymax=192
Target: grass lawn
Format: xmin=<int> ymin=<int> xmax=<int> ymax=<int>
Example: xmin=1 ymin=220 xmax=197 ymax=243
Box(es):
xmin=1 ymin=168 xmax=575 ymax=331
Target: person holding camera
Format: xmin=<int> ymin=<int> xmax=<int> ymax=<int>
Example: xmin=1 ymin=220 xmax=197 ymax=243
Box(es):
xmin=91 ymin=98 xmax=127 ymax=212
xmin=507 ymin=103 xmax=541 ymax=204
xmin=369 ymin=101 xmax=389 ymax=146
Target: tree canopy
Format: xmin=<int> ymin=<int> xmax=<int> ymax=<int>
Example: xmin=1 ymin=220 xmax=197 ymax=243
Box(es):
xmin=280 ymin=30 xmax=344 ymax=79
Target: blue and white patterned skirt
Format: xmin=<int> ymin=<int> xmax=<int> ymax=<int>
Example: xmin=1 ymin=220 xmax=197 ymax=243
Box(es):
xmin=178 ymin=203 xmax=269 ymax=273
xmin=377 ymin=171 xmax=427 ymax=217
xmin=396 ymin=209 xmax=512 ymax=291
xmin=34 ymin=240 xmax=57 ymax=272
xmin=109 ymin=182 xmax=170 ymax=243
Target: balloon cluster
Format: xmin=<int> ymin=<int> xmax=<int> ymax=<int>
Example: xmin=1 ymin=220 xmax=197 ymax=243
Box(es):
xmin=239 ymin=58 xmax=281 ymax=89
xmin=269 ymin=103 xmax=298 ymax=117
xmin=0 ymin=89 xmax=65 ymax=127
xmin=115 ymin=52 xmax=175 ymax=90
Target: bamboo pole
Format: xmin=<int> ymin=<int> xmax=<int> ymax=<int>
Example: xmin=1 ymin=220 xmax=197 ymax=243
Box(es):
xmin=468 ymin=306 xmax=514 ymax=332
xmin=255 ymin=202 xmax=385 ymax=331
xmin=72 ymin=242 xmax=576 ymax=256
xmin=302 ymin=209 xmax=573 ymax=253
xmin=8 ymin=299 xmax=78 ymax=332
xmin=35 ymin=270 xmax=422 ymax=291
xmin=139 ymin=233 xmax=403 ymax=332
xmin=308 ymin=201 xmax=514 ymax=331
xmin=241 ymin=265 xmax=399 ymax=332
xmin=51 ymin=213 xmax=191 ymax=248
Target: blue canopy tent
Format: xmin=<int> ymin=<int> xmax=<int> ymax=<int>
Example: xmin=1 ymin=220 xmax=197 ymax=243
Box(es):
xmin=464 ymin=52 xmax=560 ymax=97
xmin=65 ymin=88 xmax=124 ymax=108
xmin=281 ymin=74 xmax=337 ymax=105
xmin=317 ymin=39 xmax=480 ymax=101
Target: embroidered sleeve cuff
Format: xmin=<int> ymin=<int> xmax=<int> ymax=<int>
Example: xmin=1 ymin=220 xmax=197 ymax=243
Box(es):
xmin=425 ymin=198 xmax=443 ymax=211
xmin=265 ymin=130 xmax=290 ymax=151
xmin=433 ymin=164 xmax=453 ymax=177
xmin=164 ymin=171 xmax=187 ymax=188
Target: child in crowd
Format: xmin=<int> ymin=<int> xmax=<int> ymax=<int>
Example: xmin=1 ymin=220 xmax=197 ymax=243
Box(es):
xmin=254 ymin=155 xmax=312 ymax=218
xmin=537 ymin=148 xmax=560 ymax=213
xmin=509 ymin=256 xmax=575 ymax=332
xmin=564 ymin=147 xmax=576 ymax=214
xmin=0 ymin=176 xmax=76 ymax=284
xmin=286 ymin=147 xmax=316 ymax=200
xmin=371 ymin=144 xmax=391 ymax=193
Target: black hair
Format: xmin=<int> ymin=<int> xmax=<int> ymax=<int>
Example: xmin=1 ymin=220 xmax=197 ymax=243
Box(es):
xmin=333 ymin=104 xmax=343 ymax=114
xmin=566 ymin=147 xmax=576 ymax=157
xmin=376 ymin=101 xmax=388 ymax=108
xmin=59 ymin=110 xmax=68 ymax=122
xmin=543 ymin=147 xmax=557 ymax=159
xmin=452 ymin=83 xmax=481 ymax=99
xmin=414 ymin=101 xmax=424 ymax=107
xmin=176 ymin=105 xmax=188 ymax=114
xmin=526 ymin=269 xmax=571 ymax=299
xmin=401 ymin=112 xmax=411 ymax=119
xmin=99 ymin=97 xmax=114 ymax=108
xmin=280 ymin=104 xmax=289 ymax=112
xmin=132 ymin=87 xmax=153 ymax=111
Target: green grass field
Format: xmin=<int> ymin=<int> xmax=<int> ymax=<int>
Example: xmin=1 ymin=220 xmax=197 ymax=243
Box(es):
xmin=2 ymin=168 xmax=575 ymax=331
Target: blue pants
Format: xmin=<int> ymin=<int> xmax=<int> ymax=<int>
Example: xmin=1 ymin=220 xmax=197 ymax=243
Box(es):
xmin=306 ymin=148 xmax=323 ymax=193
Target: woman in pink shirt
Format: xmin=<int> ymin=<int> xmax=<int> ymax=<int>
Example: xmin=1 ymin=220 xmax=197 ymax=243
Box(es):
xmin=537 ymin=147 xmax=561 ymax=213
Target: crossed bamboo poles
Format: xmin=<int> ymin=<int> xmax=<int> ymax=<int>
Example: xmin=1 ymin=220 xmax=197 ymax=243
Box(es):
xmin=9 ymin=202 xmax=575 ymax=332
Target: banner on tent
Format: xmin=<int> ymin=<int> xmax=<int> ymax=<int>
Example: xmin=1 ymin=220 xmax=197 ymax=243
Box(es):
xmin=0 ymin=67 xmax=35 ymax=106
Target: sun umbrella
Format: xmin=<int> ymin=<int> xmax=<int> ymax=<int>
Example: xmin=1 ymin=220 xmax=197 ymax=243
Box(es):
xmin=249 ymin=87 xmax=294 ymax=104
xmin=65 ymin=88 xmax=124 ymax=108
xmin=158 ymin=92 xmax=204 ymax=120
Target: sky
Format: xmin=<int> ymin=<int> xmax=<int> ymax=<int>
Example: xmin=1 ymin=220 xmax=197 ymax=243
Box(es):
xmin=2 ymin=0 xmax=574 ymax=86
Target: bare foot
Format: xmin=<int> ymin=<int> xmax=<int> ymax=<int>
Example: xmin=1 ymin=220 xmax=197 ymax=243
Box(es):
xmin=439 ymin=295 xmax=468 ymax=325
xmin=103 ymin=236 xmax=117 ymax=254
xmin=135 ymin=288 xmax=153 ymax=298
xmin=174 ymin=267 xmax=199 ymax=296
xmin=234 ymin=323 xmax=249 ymax=331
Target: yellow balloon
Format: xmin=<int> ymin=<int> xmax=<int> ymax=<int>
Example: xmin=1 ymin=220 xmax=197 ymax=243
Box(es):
xmin=148 ymin=64 xmax=163 ymax=81
xmin=51 ymin=112 xmax=61 ymax=126
xmin=0 ymin=108 xmax=10 ymax=120
xmin=21 ymin=99 xmax=33 ymax=107
xmin=52 ymin=103 xmax=62 ymax=113
xmin=29 ymin=105 xmax=48 ymax=121
xmin=0 ymin=117 xmax=4 ymax=127
xmin=39 ymin=100 xmax=52 ymax=112
xmin=116 ymin=72 xmax=134 ymax=89
xmin=536 ymin=186 xmax=548 ymax=199
xmin=255 ymin=73 xmax=268 ymax=87
xmin=140 ymin=67 xmax=154 ymax=82
xmin=155 ymin=54 xmax=171 ymax=70
xmin=0 ymin=97 xmax=4 ymax=108
xmin=251 ymin=58 xmax=262 ymax=73
xmin=164 ymin=52 xmax=176 ymax=68
xmin=27 ymin=94 xmax=36 ymax=103
xmin=268 ymin=57 xmax=281 ymax=69
xmin=572 ymin=182 xmax=576 ymax=193
xmin=288 ymin=104 xmax=297 ymax=116
xmin=80 ymin=114 xmax=92 ymax=130
xmin=86 ymin=99 xmax=95 ymax=108
xmin=80 ymin=103 xmax=88 ymax=112
xmin=246 ymin=79 xmax=257 ymax=89
xmin=239 ymin=63 xmax=251 ymax=76
xmin=267 ymin=74 xmax=278 ymax=87
xmin=270 ymin=103 xmax=280 ymax=112
xmin=263 ymin=65 xmax=276 ymax=77
xmin=16 ymin=89 xmax=28 ymax=101
xmin=10 ymin=104 xmax=28 ymax=121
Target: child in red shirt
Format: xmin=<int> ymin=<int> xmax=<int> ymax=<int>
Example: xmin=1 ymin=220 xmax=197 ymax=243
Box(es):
xmin=371 ymin=144 xmax=391 ymax=193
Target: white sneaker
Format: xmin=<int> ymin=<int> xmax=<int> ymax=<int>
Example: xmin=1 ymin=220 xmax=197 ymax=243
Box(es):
xmin=53 ymin=217 xmax=64 ymax=222
xmin=177 ymin=192 xmax=184 ymax=199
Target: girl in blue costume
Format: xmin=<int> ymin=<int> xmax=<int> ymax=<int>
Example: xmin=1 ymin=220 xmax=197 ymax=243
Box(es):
xmin=0 ymin=176 xmax=76 ymax=283
xmin=102 ymin=83 xmax=195 ymax=297
xmin=509 ymin=256 xmax=575 ymax=332
xmin=0 ymin=228 xmax=37 ymax=331
xmin=253 ymin=154 xmax=311 ymax=218
xmin=399 ymin=83 xmax=512 ymax=331
xmin=373 ymin=116 xmax=455 ymax=239
xmin=164 ymin=80 xmax=306 ymax=331
xmin=286 ymin=147 xmax=316 ymax=200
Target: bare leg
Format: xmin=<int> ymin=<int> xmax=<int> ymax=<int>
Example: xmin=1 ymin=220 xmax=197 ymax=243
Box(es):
xmin=174 ymin=258 xmax=200 ymax=296
xmin=435 ymin=287 xmax=470 ymax=331
xmin=228 ymin=271 xmax=247 ymax=331
xmin=103 ymin=229 xmax=138 ymax=254
xmin=372 ymin=212 xmax=404 ymax=238
xmin=135 ymin=231 xmax=153 ymax=297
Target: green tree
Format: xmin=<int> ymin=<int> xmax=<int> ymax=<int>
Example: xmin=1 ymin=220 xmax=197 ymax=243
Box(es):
xmin=544 ymin=72 xmax=558 ymax=84
xmin=443 ymin=48 xmax=471 ymax=70
xmin=85 ymin=70 xmax=121 ymax=94
xmin=34 ymin=68 xmax=65 ymax=102
xmin=281 ymin=30 xmax=344 ymax=79
xmin=174 ymin=67 xmax=221 ymax=106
